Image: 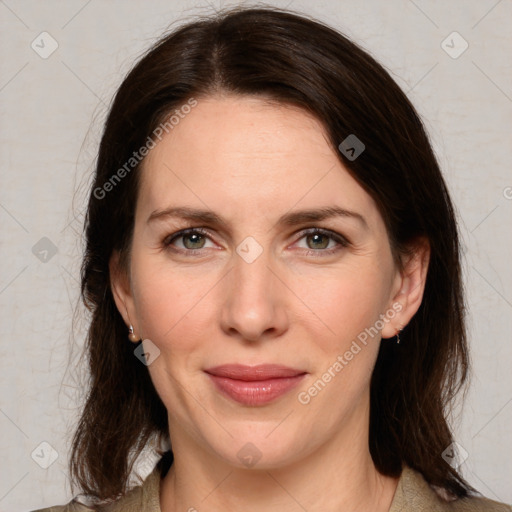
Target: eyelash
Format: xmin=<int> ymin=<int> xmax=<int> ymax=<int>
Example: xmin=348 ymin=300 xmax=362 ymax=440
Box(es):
xmin=162 ymin=227 xmax=350 ymax=257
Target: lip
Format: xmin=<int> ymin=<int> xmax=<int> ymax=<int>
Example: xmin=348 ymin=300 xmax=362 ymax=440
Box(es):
xmin=205 ymin=364 xmax=307 ymax=406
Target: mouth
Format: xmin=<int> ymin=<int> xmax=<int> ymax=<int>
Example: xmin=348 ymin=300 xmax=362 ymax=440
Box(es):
xmin=204 ymin=364 xmax=307 ymax=406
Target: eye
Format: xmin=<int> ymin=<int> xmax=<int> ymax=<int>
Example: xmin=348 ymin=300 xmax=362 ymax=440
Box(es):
xmin=293 ymin=228 xmax=349 ymax=256
xmin=163 ymin=228 xmax=217 ymax=253
xmin=163 ymin=227 xmax=349 ymax=257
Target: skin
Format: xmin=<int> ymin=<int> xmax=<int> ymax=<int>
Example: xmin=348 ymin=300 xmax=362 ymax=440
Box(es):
xmin=110 ymin=94 xmax=430 ymax=512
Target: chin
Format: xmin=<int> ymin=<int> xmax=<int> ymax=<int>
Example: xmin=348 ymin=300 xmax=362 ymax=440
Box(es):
xmin=203 ymin=426 xmax=312 ymax=470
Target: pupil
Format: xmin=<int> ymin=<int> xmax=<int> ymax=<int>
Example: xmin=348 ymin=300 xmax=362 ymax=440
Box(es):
xmin=309 ymin=233 xmax=328 ymax=249
xmin=185 ymin=233 xmax=204 ymax=249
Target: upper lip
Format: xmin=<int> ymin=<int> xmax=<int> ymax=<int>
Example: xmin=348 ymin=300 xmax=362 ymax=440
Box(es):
xmin=204 ymin=364 xmax=307 ymax=381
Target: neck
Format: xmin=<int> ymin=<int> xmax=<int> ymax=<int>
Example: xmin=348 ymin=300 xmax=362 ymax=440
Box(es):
xmin=159 ymin=400 xmax=399 ymax=511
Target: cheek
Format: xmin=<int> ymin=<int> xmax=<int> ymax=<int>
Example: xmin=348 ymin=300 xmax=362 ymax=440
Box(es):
xmin=289 ymin=262 xmax=391 ymax=353
xmin=293 ymin=267 xmax=389 ymax=415
xmin=131 ymin=262 xmax=218 ymax=409
xmin=132 ymin=260 xmax=218 ymax=353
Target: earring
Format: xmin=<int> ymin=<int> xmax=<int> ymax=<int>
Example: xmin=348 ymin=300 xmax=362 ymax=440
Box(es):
xmin=128 ymin=324 xmax=141 ymax=343
xmin=124 ymin=303 xmax=140 ymax=342
xmin=396 ymin=327 xmax=403 ymax=344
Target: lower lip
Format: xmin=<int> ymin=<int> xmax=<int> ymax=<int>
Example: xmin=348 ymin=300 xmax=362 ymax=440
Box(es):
xmin=207 ymin=374 xmax=306 ymax=406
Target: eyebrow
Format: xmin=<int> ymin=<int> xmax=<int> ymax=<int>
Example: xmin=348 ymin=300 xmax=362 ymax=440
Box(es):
xmin=147 ymin=205 xmax=368 ymax=230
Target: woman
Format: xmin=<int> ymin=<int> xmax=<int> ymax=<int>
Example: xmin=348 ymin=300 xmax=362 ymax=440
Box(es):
xmin=33 ymin=6 xmax=511 ymax=512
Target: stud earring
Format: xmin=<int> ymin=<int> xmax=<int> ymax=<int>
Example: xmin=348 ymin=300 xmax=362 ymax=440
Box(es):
xmin=128 ymin=324 xmax=141 ymax=343
xmin=124 ymin=303 xmax=140 ymax=343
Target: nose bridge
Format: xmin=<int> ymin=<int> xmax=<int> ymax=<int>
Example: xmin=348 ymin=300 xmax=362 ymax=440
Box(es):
xmin=220 ymin=241 xmax=287 ymax=341
xmin=233 ymin=247 xmax=272 ymax=297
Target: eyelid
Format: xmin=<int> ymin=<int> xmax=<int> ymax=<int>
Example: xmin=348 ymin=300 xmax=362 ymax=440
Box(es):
xmin=163 ymin=227 xmax=218 ymax=248
xmin=290 ymin=227 xmax=350 ymax=255
xmin=163 ymin=226 xmax=350 ymax=255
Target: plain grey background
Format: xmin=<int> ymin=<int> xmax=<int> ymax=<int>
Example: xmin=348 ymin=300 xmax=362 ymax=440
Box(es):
xmin=1 ymin=1 xmax=511 ymax=510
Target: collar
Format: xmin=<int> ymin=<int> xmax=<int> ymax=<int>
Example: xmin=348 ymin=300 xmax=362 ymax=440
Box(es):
xmin=102 ymin=459 xmax=507 ymax=512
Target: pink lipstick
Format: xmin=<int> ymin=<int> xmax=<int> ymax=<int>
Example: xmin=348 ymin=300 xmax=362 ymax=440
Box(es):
xmin=204 ymin=364 xmax=307 ymax=406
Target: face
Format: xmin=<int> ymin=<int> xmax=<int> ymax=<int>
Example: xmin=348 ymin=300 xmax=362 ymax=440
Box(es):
xmin=111 ymin=95 xmax=425 ymax=469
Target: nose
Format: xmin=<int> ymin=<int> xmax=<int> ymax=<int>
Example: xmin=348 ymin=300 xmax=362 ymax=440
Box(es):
xmin=220 ymin=249 xmax=289 ymax=343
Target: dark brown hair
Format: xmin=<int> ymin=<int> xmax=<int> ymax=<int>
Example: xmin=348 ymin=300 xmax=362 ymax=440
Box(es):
xmin=71 ymin=5 xmax=473 ymax=504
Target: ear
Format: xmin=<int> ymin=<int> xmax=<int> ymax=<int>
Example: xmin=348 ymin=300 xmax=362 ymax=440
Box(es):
xmin=109 ymin=250 xmax=138 ymax=334
xmin=381 ymin=237 xmax=430 ymax=339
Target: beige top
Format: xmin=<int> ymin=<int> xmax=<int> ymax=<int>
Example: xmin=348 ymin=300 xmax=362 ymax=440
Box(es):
xmin=32 ymin=463 xmax=511 ymax=512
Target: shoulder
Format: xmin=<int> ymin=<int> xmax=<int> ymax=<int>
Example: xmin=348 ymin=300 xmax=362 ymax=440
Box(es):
xmin=390 ymin=466 xmax=512 ymax=512
xmin=30 ymin=501 xmax=95 ymax=512
xmin=30 ymin=464 xmax=162 ymax=512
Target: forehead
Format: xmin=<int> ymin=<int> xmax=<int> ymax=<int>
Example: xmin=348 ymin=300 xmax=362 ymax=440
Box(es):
xmin=137 ymin=95 xmax=378 ymax=226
